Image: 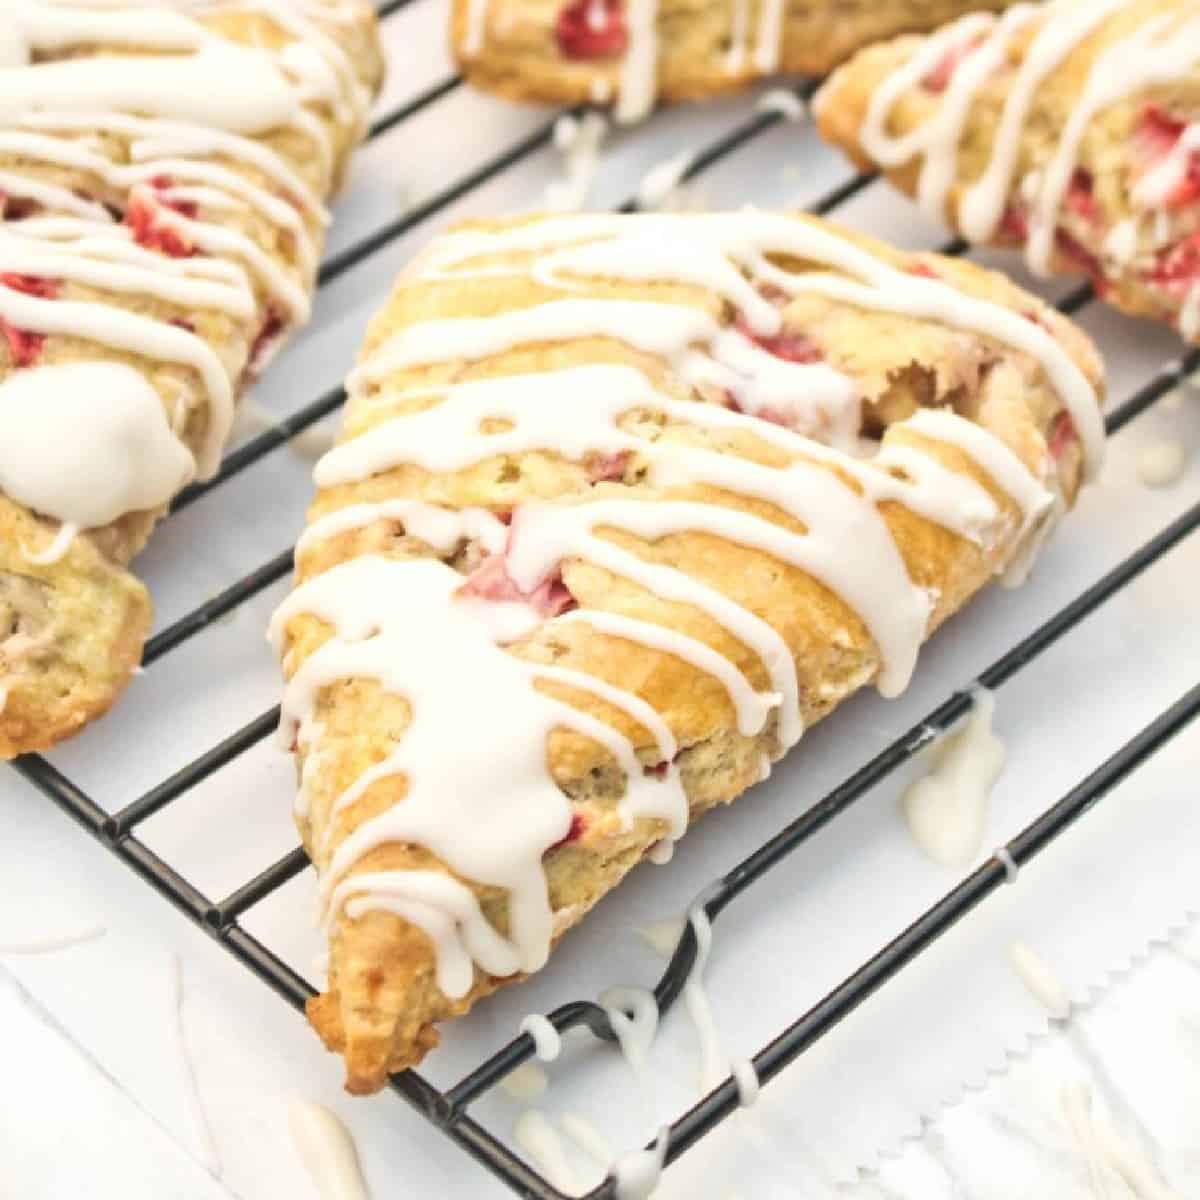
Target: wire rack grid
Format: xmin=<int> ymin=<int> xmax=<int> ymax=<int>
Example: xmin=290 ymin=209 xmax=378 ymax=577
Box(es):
xmin=8 ymin=3 xmax=1200 ymax=1197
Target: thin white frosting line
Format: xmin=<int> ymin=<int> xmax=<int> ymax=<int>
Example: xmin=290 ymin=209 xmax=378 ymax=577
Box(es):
xmin=553 ymin=609 xmax=778 ymax=740
xmin=0 ymin=167 xmax=113 ymax=220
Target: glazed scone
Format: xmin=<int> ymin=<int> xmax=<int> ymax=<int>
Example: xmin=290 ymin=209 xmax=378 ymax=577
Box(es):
xmin=0 ymin=1 xmax=385 ymax=758
xmin=271 ymin=209 xmax=1105 ymax=1094
xmin=814 ymin=0 xmax=1200 ymax=342
xmin=452 ymin=0 xmax=1022 ymax=121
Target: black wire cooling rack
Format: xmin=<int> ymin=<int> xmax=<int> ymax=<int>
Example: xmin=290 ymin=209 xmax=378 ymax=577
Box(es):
xmin=9 ymin=3 xmax=1200 ymax=1196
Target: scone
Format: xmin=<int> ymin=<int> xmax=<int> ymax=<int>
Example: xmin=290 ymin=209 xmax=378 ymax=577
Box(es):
xmin=271 ymin=209 xmax=1105 ymax=1094
xmin=814 ymin=0 xmax=1200 ymax=342
xmin=0 ymin=1 xmax=385 ymax=758
xmin=452 ymin=0 xmax=1021 ymax=122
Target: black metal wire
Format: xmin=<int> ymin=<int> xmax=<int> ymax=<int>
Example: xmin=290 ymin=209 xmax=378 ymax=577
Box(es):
xmin=8 ymin=45 xmax=1200 ymax=1200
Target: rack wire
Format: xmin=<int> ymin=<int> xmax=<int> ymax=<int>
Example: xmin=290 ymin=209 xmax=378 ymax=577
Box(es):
xmin=9 ymin=4 xmax=1200 ymax=1196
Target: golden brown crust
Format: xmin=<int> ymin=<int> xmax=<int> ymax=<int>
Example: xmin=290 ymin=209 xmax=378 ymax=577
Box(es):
xmin=452 ymin=0 xmax=1019 ymax=110
xmin=0 ymin=1 xmax=384 ymax=759
xmin=813 ymin=0 xmax=1200 ymax=339
xmin=279 ymin=210 xmax=1103 ymax=1093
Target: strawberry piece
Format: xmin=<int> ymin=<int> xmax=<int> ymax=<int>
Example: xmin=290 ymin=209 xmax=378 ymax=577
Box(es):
xmin=908 ymin=261 xmax=940 ymax=280
xmin=1150 ymin=232 xmax=1200 ymax=294
xmin=737 ymin=316 xmax=822 ymax=364
xmin=148 ymin=174 xmax=198 ymax=219
xmin=556 ymin=0 xmax=627 ymax=59
xmin=125 ymin=186 xmax=194 ymax=257
xmin=1135 ymin=104 xmax=1186 ymax=162
xmin=587 ymin=450 xmax=630 ymax=483
xmin=1055 ymin=229 xmax=1109 ymax=297
xmin=249 ymin=307 xmax=286 ymax=373
xmin=460 ymin=552 xmax=577 ymax=618
xmin=549 ymin=812 xmax=587 ymax=851
xmin=1048 ymin=412 xmax=1076 ymax=461
xmin=0 ymin=274 xmax=59 ymax=368
xmin=998 ymin=205 xmax=1029 ymax=244
xmin=921 ymin=33 xmax=985 ymax=93
xmin=1065 ymin=168 xmax=1101 ymax=225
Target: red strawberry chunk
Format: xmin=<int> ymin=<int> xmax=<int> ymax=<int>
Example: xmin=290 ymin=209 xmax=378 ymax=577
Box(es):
xmin=1048 ymin=412 xmax=1076 ymax=462
xmin=0 ymin=275 xmax=59 ymax=368
xmin=556 ymin=0 xmax=627 ymax=59
xmin=249 ymin=307 xmax=286 ymax=373
xmin=587 ymin=450 xmax=630 ymax=483
xmin=125 ymin=186 xmax=194 ymax=257
xmin=1065 ymin=169 xmax=1101 ymax=225
xmin=908 ymin=261 xmax=939 ymax=280
xmin=998 ymin=205 xmax=1030 ymax=243
xmin=1055 ymin=229 xmax=1109 ymax=297
xmin=549 ymin=811 xmax=587 ymax=851
xmin=1135 ymin=104 xmax=1186 ymax=162
xmin=1151 ymin=232 xmax=1200 ymax=294
xmin=148 ymin=174 xmax=198 ymax=219
xmin=921 ymin=33 xmax=985 ymax=93
xmin=460 ymin=552 xmax=577 ymax=618
xmin=736 ymin=316 xmax=822 ymax=364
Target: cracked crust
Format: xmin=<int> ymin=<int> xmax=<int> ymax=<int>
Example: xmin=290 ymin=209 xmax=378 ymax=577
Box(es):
xmin=452 ymin=0 xmax=1019 ymax=111
xmin=277 ymin=211 xmax=1103 ymax=1093
xmin=814 ymin=0 xmax=1200 ymax=339
xmin=0 ymin=2 xmax=384 ymax=758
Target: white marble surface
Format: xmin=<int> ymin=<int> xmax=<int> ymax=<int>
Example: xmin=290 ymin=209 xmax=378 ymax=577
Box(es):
xmin=3 ymin=3 xmax=1200 ymax=1198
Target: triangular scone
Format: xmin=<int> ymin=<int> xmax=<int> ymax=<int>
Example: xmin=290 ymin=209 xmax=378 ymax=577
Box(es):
xmin=0 ymin=2 xmax=384 ymax=758
xmin=274 ymin=211 xmax=1104 ymax=1093
xmin=815 ymin=0 xmax=1200 ymax=342
xmin=452 ymin=0 xmax=1020 ymax=121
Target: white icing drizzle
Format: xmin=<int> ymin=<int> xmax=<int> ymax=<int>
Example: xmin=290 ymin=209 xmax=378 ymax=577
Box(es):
xmin=0 ymin=923 xmax=105 ymax=955
xmin=599 ymin=984 xmax=660 ymax=1088
xmin=615 ymin=0 xmax=659 ymax=124
xmin=282 ymin=211 xmax=1094 ymax=998
xmin=726 ymin=0 xmax=750 ymax=72
xmin=0 ymin=0 xmax=364 ymax=525
xmin=501 ymin=1061 xmax=549 ymax=1101
xmin=1008 ymin=940 xmax=1071 ymax=1019
xmin=165 ymin=954 xmax=222 ymax=1177
xmin=731 ymin=1057 xmax=759 ymax=1108
xmin=755 ymin=88 xmax=806 ymax=122
xmin=515 ymin=1111 xmax=580 ymax=1195
xmin=752 ymin=0 xmax=785 ymax=74
xmin=636 ymin=149 xmax=693 ymax=211
xmin=612 ymin=1125 xmax=669 ymax=1200
xmin=995 ymin=845 xmax=1019 ymax=883
xmin=0 ymin=362 xmax=194 ymax=530
xmin=1136 ymin=440 xmax=1187 ymax=489
xmin=901 ymin=687 xmax=1005 ymax=867
xmin=682 ymin=903 xmax=728 ymax=1094
xmin=560 ymin=1113 xmax=615 ymax=1167
xmin=287 ymin=1099 xmax=369 ymax=1200
xmin=463 ymin=0 xmax=490 ymax=56
xmin=1059 ymin=1084 xmax=1182 ymax=1200
xmin=520 ymin=1013 xmax=564 ymax=1061
xmin=545 ymin=112 xmax=609 ymax=212
xmin=637 ymin=917 xmax=686 ymax=957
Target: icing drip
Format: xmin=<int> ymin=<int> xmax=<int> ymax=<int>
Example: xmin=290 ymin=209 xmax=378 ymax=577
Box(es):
xmin=515 ymin=1111 xmax=579 ymax=1195
xmin=1008 ymin=940 xmax=1071 ymax=1019
xmin=1136 ymin=440 xmax=1187 ymax=489
xmin=0 ymin=362 xmax=194 ymax=530
xmin=615 ymin=0 xmax=658 ymax=124
xmin=901 ymin=688 xmax=1005 ymax=867
xmin=560 ymin=1113 xmax=615 ymax=1167
xmin=545 ymin=112 xmax=609 ymax=212
xmin=731 ymin=1057 xmax=759 ymax=1108
xmin=520 ymin=1013 xmax=564 ymax=1061
xmin=0 ymin=0 xmax=364 ymax=521
xmin=682 ymin=904 xmax=729 ymax=1093
xmin=612 ymin=1126 xmax=669 ymax=1200
xmin=501 ymin=1061 xmax=549 ymax=1100
xmin=287 ymin=1099 xmax=370 ymax=1200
